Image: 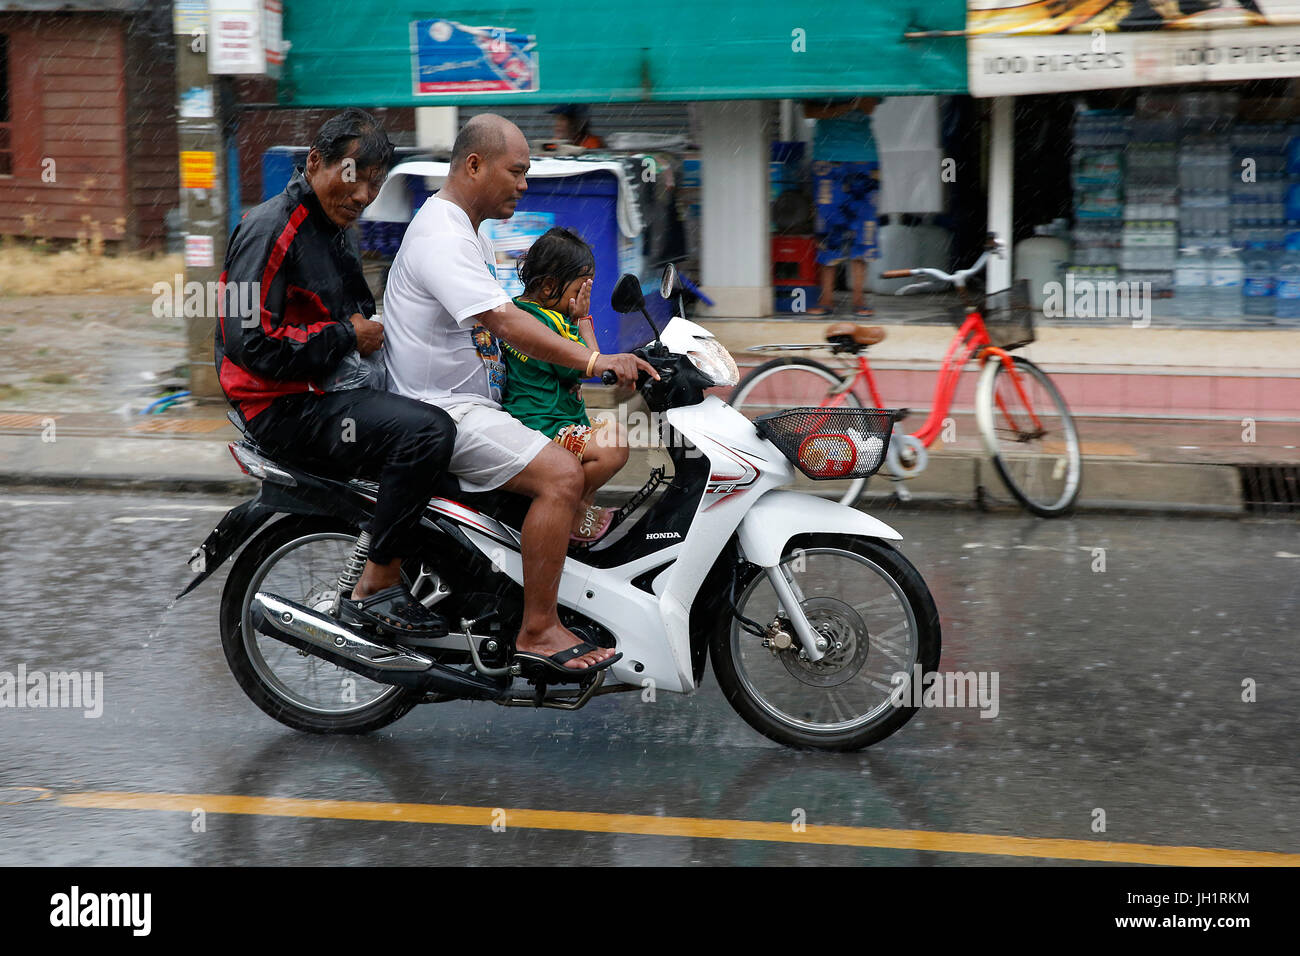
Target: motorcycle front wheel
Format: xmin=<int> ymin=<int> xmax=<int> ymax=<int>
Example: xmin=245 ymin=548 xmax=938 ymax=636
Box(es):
xmin=711 ymin=534 xmax=941 ymax=751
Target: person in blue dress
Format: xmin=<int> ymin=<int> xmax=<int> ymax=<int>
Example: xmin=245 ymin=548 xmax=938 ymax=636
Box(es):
xmin=803 ymin=97 xmax=881 ymax=318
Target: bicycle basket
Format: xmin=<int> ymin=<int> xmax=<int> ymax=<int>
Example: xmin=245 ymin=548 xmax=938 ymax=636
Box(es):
xmin=754 ymin=408 xmax=899 ymax=480
xmin=982 ymin=280 xmax=1036 ymax=350
xmin=947 ymin=279 xmax=1036 ymax=350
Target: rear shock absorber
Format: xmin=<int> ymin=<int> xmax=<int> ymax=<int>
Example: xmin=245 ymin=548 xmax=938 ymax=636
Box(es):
xmin=335 ymin=530 xmax=372 ymax=604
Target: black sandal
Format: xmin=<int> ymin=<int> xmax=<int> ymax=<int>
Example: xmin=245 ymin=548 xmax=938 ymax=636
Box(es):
xmin=340 ymin=584 xmax=448 ymax=637
xmin=514 ymin=641 xmax=622 ymax=681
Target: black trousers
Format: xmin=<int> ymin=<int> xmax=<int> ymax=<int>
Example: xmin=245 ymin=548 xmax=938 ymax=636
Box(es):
xmin=245 ymin=389 xmax=456 ymax=565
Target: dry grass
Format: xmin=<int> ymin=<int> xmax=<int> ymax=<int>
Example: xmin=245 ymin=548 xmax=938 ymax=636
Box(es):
xmin=0 ymin=244 xmax=184 ymax=297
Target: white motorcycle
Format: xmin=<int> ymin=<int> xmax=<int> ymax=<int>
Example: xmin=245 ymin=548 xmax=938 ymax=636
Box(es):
xmin=179 ymin=265 xmax=940 ymax=751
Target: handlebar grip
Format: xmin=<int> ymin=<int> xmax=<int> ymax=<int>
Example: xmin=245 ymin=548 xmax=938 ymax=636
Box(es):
xmin=880 ymin=269 xmax=914 ymax=279
xmin=600 ymin=370 xmax=618 ymax=385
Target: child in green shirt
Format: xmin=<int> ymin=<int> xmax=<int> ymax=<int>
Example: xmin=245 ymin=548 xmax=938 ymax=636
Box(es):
xmin=501 ymin=227 xmax=630 ymax=543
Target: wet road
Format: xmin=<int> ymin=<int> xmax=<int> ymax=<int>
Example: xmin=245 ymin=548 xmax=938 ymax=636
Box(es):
xmin=0 ymin=490 xmax=1296 ymax=865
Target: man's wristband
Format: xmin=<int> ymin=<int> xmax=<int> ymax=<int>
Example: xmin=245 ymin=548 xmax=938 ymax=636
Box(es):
xmin=585 ymin=350 xmax=600 ymax=377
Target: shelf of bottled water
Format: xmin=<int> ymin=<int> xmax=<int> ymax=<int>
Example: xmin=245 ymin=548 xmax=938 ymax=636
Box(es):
xmin=1175 ymin=120 xmax=1300 ymax=327
xmin=1074 ymin=97 xmax=1300 ymax=326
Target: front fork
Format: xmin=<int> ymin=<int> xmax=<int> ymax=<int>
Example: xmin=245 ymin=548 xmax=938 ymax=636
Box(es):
xmin=762 ymin=560 xmax=827 ymax=664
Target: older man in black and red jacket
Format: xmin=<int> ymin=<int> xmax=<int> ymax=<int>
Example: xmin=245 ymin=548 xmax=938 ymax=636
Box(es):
xmin=216 ymin=108 xmax=454 ymax=637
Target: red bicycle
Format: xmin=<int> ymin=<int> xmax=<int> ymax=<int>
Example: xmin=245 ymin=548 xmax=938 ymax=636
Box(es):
xmin=729 ymin=237 xmax=1082 ymax=516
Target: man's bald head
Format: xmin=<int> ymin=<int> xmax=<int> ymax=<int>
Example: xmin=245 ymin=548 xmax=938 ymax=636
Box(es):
xmin=450 ymin=114 xmax=524 ymax=171
xmin=442 ymin=114 xmax=531 ymax=225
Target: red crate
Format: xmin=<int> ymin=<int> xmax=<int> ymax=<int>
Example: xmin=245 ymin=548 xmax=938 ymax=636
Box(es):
xmin=772 ymin=236 xmax=818 ymax=286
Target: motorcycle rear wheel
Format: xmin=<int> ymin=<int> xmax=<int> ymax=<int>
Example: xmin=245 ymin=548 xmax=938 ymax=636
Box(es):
xmin=710 ymin=534 xmax=941 ymax=751
xmin=219 ymin=516 xmax=423 ymax=734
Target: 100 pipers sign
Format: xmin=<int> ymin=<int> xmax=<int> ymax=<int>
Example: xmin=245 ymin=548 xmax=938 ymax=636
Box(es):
xmin=968 ymin=0 xmax=1300 ymax=97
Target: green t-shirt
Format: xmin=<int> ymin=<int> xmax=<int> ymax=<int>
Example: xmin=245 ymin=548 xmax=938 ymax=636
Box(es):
xmin=501 ymin=297 xmax=591 ymax=438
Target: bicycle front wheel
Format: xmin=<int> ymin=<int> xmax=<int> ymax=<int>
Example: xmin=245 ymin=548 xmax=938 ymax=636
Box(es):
xmin=729 ymin=357 xmax=868 ymax=507
xmin=975 ymin=355 xmax=1081 ymax=517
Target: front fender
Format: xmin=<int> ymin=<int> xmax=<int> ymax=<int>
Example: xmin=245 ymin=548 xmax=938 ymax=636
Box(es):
xmin=735 ymin=490 xmax=901 ymax=567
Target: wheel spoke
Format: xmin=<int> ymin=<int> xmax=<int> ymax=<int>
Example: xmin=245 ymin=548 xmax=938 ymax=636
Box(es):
xmin=981 ymin=357 xmax=1080 ymax=515
xmin=243 ymin=532 xmax=399 ymax=715
xmin=728 ymin=545 xmax=928 ymax=737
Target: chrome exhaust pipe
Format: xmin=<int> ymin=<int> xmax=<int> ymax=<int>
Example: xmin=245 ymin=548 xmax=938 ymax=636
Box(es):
xmin=252 ymin=591 xmax=433 ymax=671
xmin=249 ymin=592 xmax=507 ymax=700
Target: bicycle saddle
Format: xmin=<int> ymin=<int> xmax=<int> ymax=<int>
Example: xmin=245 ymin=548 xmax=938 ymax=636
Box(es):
xmin=824 ymin=323 xmax=886 ymax=346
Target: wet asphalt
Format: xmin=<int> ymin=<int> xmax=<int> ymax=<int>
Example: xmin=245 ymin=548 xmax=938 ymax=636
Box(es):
xmin=0 ymin=489 xmax=1296 ymax=865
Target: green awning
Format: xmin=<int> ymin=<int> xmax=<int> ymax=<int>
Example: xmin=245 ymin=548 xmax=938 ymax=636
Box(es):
xmin=279 ymin=1 xmax=968 ymax=107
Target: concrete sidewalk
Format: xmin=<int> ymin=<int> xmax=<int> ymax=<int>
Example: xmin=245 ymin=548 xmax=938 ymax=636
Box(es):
xmin=0 ymin=292 xmax=1296 ymax=514
xmin=1 ymin=400 xmax=1295 ymax=514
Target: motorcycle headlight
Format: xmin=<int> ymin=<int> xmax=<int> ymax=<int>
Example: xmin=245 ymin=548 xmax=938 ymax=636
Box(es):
xmin=686 ymin=336 xmax=739 ymax=387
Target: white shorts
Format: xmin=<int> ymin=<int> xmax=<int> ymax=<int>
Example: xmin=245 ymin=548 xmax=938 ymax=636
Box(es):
xmin=442 ymin=402 xmax=550 ymax=493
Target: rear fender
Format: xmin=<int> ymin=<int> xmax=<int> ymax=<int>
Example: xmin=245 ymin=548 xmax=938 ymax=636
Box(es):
xmin=175 ymin=475 xmax=378 ymax=600
xmin=175 ymin=495 xmax=278 ymax=600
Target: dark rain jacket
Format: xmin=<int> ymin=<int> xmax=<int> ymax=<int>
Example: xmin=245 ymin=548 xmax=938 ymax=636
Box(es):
xmin=214 ymin=170 xmax=369 ymax=421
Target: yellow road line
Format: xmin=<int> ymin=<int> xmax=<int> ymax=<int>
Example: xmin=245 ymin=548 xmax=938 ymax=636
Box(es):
xmin=54 ymin=789 xmax=1299 ymax=866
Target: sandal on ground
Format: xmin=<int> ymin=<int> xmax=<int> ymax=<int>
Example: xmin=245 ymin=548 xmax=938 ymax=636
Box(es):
xmin=805 ymin=306 xmax=833 ymax=316
xmin=514 ymin=641 xmax=623 ymax=681
xmin=853 ymin=307 xmax=875 ymax=318
xmin=340 ymin=584 xmax=448 ymax=637
xmin=571 ymin=504 xmax=614 ymax=543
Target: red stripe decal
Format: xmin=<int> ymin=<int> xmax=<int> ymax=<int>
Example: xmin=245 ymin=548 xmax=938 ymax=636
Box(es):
xmin=259 ymin=204 xmax=310 ymax=335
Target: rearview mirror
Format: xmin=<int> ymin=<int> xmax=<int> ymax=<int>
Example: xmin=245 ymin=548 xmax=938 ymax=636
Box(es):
xmin=660 ymin=263 xmax=677 ymax=299
xmin=610 ymin=273 xmax=644 ymax=314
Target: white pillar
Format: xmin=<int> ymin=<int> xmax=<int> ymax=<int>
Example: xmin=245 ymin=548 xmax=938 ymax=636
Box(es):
xmin=988 ymin=97 xmax=1014 ymax=291
xmin=697 ymin=100 xmax=771 ymax=318
xmin=415 ymin=107 xmax=459 ymax=150
xmin=779 ymin=99 xmax=795 ymax=142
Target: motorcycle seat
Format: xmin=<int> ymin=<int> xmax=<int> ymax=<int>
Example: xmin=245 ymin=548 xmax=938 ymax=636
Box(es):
xmin=228 ymin=414 xmax=534 ymax=532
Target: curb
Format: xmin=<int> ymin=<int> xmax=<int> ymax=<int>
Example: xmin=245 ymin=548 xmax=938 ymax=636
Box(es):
xmin=0 ymin=473 xmax=257 ymax=495
xmin=0 ymin=472 xmax=1268 ymax=519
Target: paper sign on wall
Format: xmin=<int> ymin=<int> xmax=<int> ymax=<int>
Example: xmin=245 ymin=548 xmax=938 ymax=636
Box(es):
xmin=180 ymin=151 xmax=216 ymax=189
xmin=185 ymin=235 xmax=215 ymax=267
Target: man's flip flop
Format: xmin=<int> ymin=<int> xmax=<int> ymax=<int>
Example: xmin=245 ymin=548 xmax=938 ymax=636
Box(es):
xmin=514 ymin=641 xmax=623 ymax=682
xmin=340 ymin=584 xmax=448 ymax=637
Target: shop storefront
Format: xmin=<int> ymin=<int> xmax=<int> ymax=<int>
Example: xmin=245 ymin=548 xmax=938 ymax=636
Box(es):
xmin=969 ymin=1 xmax=1300 ymax=326
xmin=272 ymin=1 xmax=969 ymax=318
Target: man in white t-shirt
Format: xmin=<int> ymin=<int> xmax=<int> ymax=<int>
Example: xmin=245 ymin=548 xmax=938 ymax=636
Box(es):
xmin=383 ymin=113 xmax=657 ymax=678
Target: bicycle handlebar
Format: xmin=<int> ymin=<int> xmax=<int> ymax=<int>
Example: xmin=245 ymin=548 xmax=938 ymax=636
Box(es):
xmin=887 ymin=233 xmax=1006 ymax=303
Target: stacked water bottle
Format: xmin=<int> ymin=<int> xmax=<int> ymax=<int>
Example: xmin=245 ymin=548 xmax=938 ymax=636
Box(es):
xmin=1175 ymin=133 xmax=1242 ymax=323
xmin=1070 ymin=109 xmax=1129 ymax=288
xmin=1271 ymin=130 xmax=1300 ymax=325
xmin=1122 ymin=143 xmax=1178 ymax=297
xmin=1226 ymin=123 xmax=1300 ymax=325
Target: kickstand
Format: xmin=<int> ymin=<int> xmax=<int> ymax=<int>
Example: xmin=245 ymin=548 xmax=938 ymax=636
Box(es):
xmin=532 ymin=676 xmax=549 ymax=708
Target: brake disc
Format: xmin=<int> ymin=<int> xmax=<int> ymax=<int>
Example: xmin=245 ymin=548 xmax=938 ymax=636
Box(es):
xmin=779 ymin=596 xmax=869 ymax=687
